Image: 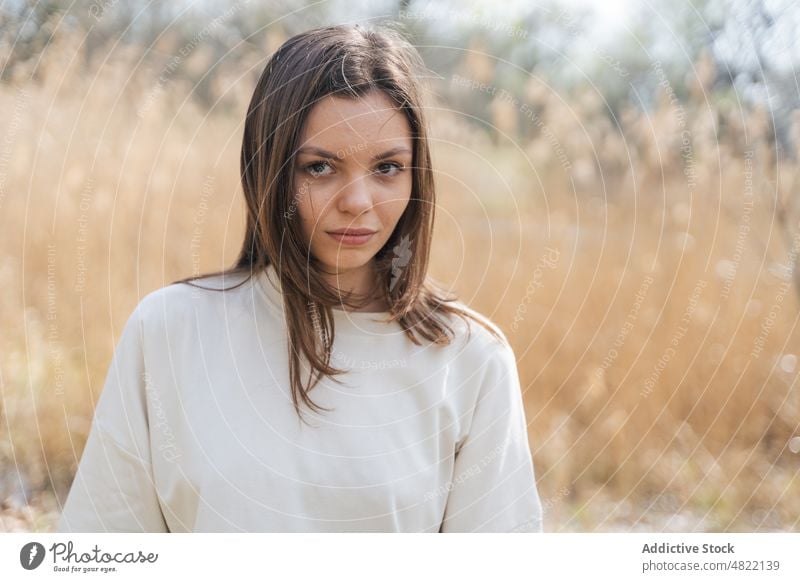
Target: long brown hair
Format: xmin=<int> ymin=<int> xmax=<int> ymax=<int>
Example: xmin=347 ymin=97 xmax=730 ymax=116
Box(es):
xmin=173 ymin=23 xmax=505 ymax=422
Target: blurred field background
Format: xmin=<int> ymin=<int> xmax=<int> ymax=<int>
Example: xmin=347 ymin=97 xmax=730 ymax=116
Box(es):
xmin=1 ymin=0 xmax=798 ymax=532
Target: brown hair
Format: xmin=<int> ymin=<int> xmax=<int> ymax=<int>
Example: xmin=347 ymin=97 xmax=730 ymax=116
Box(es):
xmin=173 ymin=23 xmax=505 ymax=422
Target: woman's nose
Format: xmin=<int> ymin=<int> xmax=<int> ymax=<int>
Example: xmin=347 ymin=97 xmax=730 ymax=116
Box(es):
xmin=336 ymin=173 xmax=373 ymax=215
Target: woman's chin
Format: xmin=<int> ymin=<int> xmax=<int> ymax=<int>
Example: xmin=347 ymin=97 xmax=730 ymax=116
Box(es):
xmin=318 ymin=255 xmax=373 ymax=273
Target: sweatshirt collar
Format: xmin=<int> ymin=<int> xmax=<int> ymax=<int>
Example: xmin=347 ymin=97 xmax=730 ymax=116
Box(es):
xmin=255 ymin=263 xmax=401 ymax=337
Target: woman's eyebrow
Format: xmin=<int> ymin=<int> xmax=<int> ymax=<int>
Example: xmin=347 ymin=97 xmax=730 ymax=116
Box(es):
xmin=296 ymin=146 xmax=337 ymax=159
xmin=295 ymin=145 xmax=412 ymax=159
xmin=371 ymin=146 xmax=412 ymax=160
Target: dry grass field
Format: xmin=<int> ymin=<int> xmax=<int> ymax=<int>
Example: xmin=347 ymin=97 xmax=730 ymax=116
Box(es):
xmin=1 ymin=31 xmax=798 ymax=532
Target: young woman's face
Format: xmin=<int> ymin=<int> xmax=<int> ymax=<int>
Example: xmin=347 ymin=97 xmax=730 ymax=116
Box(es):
xmin=293 ymin=90 xmax=413 ymax=276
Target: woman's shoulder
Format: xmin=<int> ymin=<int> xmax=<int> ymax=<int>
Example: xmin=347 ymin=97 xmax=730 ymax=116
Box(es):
xmin=432 ymin=302 xmax=521 ymax=410
xmin=437 ymin=299 xmax=513 ymax=357
xmin=131 ymin=270 xmax=256 ymax=327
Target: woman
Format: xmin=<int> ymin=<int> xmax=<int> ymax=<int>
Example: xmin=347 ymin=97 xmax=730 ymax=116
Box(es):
xmin=57 ymin=23 xmax=543 ymax=533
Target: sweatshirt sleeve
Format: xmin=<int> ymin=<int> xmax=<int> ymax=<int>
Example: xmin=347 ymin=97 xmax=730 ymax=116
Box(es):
xmin=439 ymin=341 xmax=543 ymax=532
xmin=56 ymin=303 xmax=169 ymax=533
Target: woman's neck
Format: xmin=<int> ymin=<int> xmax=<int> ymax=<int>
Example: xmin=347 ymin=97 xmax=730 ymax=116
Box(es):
xmin=323 ymin=262 xmax=388 ymax=313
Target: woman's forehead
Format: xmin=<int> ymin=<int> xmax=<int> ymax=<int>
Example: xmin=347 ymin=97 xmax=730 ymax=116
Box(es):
xmin=299 ymin=92 xmax=412 ymax=154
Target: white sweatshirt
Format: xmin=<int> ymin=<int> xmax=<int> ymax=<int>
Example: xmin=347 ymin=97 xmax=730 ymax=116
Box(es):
xmin=56 ymin=263 xmax=543 ymax=532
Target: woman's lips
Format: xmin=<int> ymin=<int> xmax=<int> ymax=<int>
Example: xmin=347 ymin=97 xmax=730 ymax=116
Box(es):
xmin=326 ymin=231 xmax=376 ymax=246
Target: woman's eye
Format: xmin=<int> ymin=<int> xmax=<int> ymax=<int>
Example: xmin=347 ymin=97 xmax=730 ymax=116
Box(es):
xmin=305 ymin=161 xmax=333 ymax=177
xmin=374 ymin=162 xmax=404 ymax=177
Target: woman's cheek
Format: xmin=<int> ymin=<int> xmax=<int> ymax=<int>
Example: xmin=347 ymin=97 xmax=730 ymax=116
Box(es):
xmin=382 ymin=181 xmax=412 ymax=220
xmin=296 ymin=180 xmax=321 ymax=221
